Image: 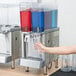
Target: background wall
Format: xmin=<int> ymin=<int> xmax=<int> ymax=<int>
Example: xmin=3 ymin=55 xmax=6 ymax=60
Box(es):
xmin=0 ymin=0 xmax=76 ymax=46
xmin=58 ymin=0 xmax=76 ymax=46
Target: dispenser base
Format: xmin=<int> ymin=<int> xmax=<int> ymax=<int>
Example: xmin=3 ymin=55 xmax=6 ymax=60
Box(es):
xmin=20 ymin=57 xmax=45 ymax=69
xmin=0 ymin=53 xmax=11 ymax=63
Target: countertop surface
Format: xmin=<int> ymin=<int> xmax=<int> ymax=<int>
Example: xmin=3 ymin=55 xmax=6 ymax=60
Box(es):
xmin=0 ymin=62 xmax=61 ymax=76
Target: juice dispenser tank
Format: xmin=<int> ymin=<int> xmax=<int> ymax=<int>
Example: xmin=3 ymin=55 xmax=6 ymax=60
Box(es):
xmin=44 ymin=10 xmax=52 ymax=30
xmin=20 ymin=3 xmax=32 ymax=32
xmin=31 ymin=8 xmax=44 ymax=32
xmin=44 ymin=9 xmax=58 ymax=29
xmin=51 ymin=9 xmax=58 ymax=28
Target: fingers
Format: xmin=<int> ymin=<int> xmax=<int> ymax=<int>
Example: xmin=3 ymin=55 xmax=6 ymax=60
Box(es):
xmin=34 ymin=43 xmax=42 ymax=53
xmin=34 ymin=44 xmax=39 ymax=49
xmin=34 ymin=43 xmax=41 ymax=49
xmin=35 ymin=43 xmax=43 ymax=47
xmin=34 ymin=42 xmax=46 ymax=53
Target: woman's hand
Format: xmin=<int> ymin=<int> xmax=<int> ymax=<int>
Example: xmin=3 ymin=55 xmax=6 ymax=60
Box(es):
xmin=34 ymin=43 xmax=46 ymax=53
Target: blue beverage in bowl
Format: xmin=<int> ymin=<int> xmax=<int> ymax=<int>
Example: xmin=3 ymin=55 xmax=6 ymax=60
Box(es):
xmin=31 ymin=9 xmax=44 ymax=32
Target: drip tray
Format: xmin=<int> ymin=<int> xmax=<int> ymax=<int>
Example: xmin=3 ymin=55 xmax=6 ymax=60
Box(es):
xmin=0 ymin=54 xmax=12 ymax=63
xmin=20 ymin=57 xmax=45 ymax=69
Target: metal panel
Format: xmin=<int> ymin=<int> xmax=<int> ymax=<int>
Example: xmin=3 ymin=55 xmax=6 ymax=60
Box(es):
xmin=0 ymin=33 xmax=11 ymax=54
xmin=12 ymin=31 xmax=21 ymax=59
xmin=49 ymin=31 xmax=59 ymax=60
xmin=20 ymin=58 xmax=44 ymax=69
xmin=0 ymin=31 xmax=21 ymax=63
xmin=25 ymin=33 xmax=45 ymax=59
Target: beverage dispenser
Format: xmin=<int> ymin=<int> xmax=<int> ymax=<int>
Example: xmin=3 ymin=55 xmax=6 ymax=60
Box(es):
xmin=20 ymin=3 xmax=32 ymax=32
xmin=0 ymin=4 xmax=21 ymax=69
xmin=20 ymin=2 xmax=59 ymax=75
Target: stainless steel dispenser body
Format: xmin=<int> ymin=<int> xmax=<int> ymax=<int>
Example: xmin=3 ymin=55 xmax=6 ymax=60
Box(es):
xmin=45 ymin=28 xmax=59 ymax=66
xmin=20 ymin=28 xmax=59 ymax=69
xmin=0 ymin=25 xmax=21 ymax=64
